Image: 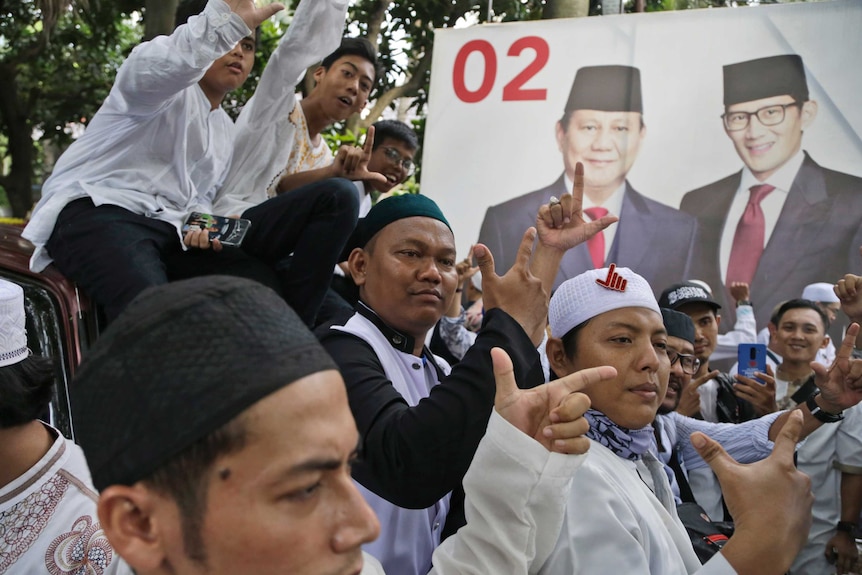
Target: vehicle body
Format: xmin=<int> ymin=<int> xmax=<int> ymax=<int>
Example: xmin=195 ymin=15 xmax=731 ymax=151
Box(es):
xmin=0 ymin=223 xmax=102 ymax=440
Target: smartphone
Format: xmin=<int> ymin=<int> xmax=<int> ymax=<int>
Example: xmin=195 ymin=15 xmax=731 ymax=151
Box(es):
xmin=738 ymin=343 xmax=767 ymax=384
xmin=183 ymin=212 xmax=251 ymax=247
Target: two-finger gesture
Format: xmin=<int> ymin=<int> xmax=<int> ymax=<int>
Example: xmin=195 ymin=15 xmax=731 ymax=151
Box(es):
xmin=332 ymin=126 xmax=387 ymax=185
xmin=813 ymin=323 xmax=862 ymax=412
xmin=492 ymin=347 xmax=615 ymax=454
xmin=535 ymin=162 xmax=618 ymax=252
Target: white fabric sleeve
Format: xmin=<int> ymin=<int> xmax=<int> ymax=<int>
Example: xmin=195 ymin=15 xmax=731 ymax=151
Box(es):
xmin=669 ymin=410 xmax=780 ymax=471
xmin=835 ymin=404 xmax=862 ymax=473
xmin=217 ymin=0 xmax=350 ymax=209
xmin=114 ymin=0 xmax=250 ymax=113
xmin=428 ymin=410 xmax=584 ymax=575
xmin=711 ymin=305 xmax=757 ymax=362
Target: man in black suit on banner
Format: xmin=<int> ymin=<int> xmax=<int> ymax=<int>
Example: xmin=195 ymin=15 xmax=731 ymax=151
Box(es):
xmin=682 ymin=54 xmax=862 ymax=332
xmin=478 ymin=65 xmax=697 ymax=293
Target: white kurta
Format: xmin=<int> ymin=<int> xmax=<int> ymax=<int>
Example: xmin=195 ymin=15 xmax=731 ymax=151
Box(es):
xmin=538 ymin=439 xmax=736 ymax=575
xmin=358 ymin=411 xmax=585 ymax=575
xmin=0 ymin=426 xmax=130 ymax=574
xmin=24 ymin=0 xmax=249 ymax=272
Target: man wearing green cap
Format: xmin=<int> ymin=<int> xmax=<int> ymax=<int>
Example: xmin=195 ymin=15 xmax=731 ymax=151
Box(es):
xmin=479 ymin=64 xmax=697 ymax=293
xmin=319 ymin=183 xmax=613 ymax=575
xmin=682 ymin=53 xmax=862 ymax=334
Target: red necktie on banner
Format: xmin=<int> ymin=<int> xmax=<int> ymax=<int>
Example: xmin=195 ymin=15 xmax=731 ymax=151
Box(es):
xmin=584 ymin=206 xmax=609 ymax=270
xmin=726 ymin=184 xmax=775 ymax=286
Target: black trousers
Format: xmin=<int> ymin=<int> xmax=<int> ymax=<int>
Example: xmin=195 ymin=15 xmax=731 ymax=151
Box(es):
xmin=46 ymin=178 xmax=358 ymax=325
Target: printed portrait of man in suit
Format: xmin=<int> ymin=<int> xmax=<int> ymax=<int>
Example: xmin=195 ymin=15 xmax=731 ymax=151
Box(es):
xmin=682 ymin=54 xmax=862 ymax=331
xmin=478 ymin=65 xmax=697 ymax=293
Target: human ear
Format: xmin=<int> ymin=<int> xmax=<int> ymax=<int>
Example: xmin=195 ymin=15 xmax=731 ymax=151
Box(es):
xmin=97 ymin=485 xmax=167 ymax=572
xmin=348 ymin=248 xmax=369 ymax=287
xmin=546 ymin=337 xmax=574 ymax=377
xmin=800 ymin=100 xmax=818 ymax=129
xmin=554 ymin=120 xmax=566 ymax=154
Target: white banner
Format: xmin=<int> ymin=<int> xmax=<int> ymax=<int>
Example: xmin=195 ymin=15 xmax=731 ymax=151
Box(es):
xmin=423 ymin=0 xmax=862 ymax=330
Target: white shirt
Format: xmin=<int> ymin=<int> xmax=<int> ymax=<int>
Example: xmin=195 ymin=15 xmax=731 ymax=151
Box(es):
xmin=213 ymin=0 xmax=350 ymax=215
xmin=23 ymin=0 xmax=249 ymax=272
xmin=0 ymin=425 xmax=131 ymax=574
xmin=538 ymin=440 xmax=735 ymax=574
xmin=719 ymin=150 xmax=805 ymax=282
xmin=564 ymin=175 xmax=625 ymax=262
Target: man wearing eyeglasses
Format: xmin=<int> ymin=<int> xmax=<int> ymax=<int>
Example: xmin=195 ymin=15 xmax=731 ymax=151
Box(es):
xmin=681 ymin=54 xmax=862 ymax=335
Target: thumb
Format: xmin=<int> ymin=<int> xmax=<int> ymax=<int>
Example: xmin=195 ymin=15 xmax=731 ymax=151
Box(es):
xmin=365 ymin=170 xmax=389 ymax=184
xmin=491 ymin=347 xmax=518 ymax=410
xmin=769 ymin=410 xmax=804 ymax=463
xmin=473 ymin=243 xmax=497 ymax=281
xmin=258 ymin=2 xmax=284 ymax=21
xmin=690 ymin=431 xmax=735 ymax=479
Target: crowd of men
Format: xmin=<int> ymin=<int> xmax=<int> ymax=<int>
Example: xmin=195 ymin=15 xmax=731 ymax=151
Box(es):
xmin=2 ymin=0 xmax=862 ymax=574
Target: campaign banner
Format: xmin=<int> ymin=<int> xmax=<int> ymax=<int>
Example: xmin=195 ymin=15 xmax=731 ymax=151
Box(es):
xmin=423 ymin=0 xmax=862 ymax=330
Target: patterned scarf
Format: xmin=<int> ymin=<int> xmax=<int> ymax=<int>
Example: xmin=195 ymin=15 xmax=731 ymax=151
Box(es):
xmin=585 ymin=409 xmax=654 ymax=461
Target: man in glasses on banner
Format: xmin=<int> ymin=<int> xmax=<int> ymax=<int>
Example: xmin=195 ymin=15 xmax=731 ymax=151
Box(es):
xmin=681 ymin=54 xmax=862 ymax=334
xmin=478 ymin=65 xmax=697 ymax=293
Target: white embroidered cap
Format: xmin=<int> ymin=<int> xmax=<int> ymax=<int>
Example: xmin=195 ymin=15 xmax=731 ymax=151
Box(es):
xmin=802 ymin=282 xmax=839 ymax=304
xmin=0 ymin=279 xmax=28 ymax=367
xmin=549 ymin=265 xmax=660 ymax=338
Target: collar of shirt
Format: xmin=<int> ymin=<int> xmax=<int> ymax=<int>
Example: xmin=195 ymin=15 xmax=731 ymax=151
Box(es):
xmin=562 ymin=174 xmax=625 ymax=259
xmin=719 ymin=149 xmax=806 ymax=280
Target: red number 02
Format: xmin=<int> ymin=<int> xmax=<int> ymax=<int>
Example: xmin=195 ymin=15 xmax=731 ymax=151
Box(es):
xmin=452 ymin=36 xmax=549 ymax=103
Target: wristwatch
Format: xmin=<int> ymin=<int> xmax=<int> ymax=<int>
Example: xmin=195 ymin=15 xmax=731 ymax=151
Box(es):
xmin=806 ymin=391 xmax=844 ymax=423
xmin=735 ymin=299 xmax=752 ymax=307
xmin=836 ymin=521 xmax=856 ymax=534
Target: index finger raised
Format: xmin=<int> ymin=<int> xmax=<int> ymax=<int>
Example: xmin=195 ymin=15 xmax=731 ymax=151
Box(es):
xmin=546 ymin=365 xmax=616 ymax=407
xmin=363 ymin=125 xmax=376 ymax=155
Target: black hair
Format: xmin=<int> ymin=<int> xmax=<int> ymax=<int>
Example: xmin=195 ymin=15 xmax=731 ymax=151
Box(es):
xmin=320 ymin=37 xmax=381 ymax=85
xmin=371 ymin=119 xmax=419 ymax=151
xmin=175 ymin=0 xmax=260 ymax=44
xmin=0 ymin=356 xmax=56 ymax=429
xmin=775 ymin=298 xmax=830 ymax=331
xmin=558 ymin=110 xmax=645 ymax=132
xmin=560 ymin=319 xmax=591 ymax=360
xmin=143 ymin=415 xmax=248 ymax=564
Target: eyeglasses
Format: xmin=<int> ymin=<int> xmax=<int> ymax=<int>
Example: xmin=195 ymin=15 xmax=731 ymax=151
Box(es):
xmin=667 ymin=349 xmax=701 ymax=375
xmin=381 ymin=146 xmax=415 ymax=176
xmin=721 ymin=102 xmax=800 ymax=131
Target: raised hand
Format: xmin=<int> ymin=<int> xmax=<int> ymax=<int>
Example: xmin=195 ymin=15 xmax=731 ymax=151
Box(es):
xmin=835 ymin=274 xmax=862 ymax=324
xmin=332 ymin=126 xmax=387 ymax=184
xmin=475 ymin=230 xmax=546 ymax=345
xmin=224 ymin=0 xmax=284 ymax=30
xmin=812 ymin=323 xmax=862 ymax=412
xmin=492 ymin=347 xmax=615 ymax=453
xmin=729 ymin=282 xmax=750 ymax=304
xmin=691 ymin=411 xmax=813 ymax=575
xmin=535 ymin=162 xmax=618 ymax=252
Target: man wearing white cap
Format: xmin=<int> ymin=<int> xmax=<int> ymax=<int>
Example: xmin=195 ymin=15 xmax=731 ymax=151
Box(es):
xmin=0 ymin=279 xmax=128 ymax=574
xmin=537 ymin=265 xmax=862 ymax=574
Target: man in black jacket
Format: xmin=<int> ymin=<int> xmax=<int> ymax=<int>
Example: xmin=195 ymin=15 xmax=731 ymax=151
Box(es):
xmin=317 ymin=168 xmax=613 ymax=575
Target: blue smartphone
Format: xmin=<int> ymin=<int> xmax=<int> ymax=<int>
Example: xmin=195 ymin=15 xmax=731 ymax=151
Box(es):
xmin=738 ymin=343 xmax=767 ymax=384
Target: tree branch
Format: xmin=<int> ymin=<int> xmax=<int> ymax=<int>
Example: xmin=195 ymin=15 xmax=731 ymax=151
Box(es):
xmin=361 ymin=52 xmax=431 ymax=128
xmin=365 ymin=0 xmax=388 ymax=48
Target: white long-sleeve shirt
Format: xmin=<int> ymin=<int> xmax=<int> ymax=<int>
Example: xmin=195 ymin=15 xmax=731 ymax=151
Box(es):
xmin=213 ymin=0 xmax=350 ymax=215
xmin=24 ymin=0 xmax=249 ymax=272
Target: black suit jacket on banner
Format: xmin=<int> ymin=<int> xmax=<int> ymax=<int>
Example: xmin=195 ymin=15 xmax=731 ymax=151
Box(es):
xmin=478 ymin=174 xmax=697 ymax=295
xmin=681 ymin=152 xmax=862 ymax=333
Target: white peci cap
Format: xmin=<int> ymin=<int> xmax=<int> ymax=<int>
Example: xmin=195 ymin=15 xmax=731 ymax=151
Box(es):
xmin=0 ymin=279 xmax=29 ymax=367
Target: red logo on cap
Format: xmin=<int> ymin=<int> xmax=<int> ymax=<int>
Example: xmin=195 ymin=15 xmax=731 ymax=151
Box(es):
xmin=596 ymin=264 xmax=627 ymax=292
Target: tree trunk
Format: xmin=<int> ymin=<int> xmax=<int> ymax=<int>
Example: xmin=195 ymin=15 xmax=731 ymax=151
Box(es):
xmin=0 ymin=66 xmax=35 ymax=218
xmin=542 ymin=0 xmax=589 ymax=19
xmin=143 ymin=0 xmax=179 ymax=41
